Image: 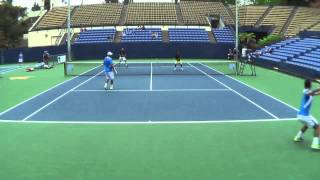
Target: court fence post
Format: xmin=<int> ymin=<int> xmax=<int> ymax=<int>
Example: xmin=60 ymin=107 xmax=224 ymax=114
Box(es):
xmin=0 ymin=49 xmax=4 ymax=65
xmin=64 ymin=62 xmax=67 ymax=76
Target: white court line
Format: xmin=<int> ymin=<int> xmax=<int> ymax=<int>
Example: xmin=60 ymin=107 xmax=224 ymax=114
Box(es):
xmin=0 ymin=65 xmax=101 ymax=117
xmin=0 ymin=118 xmax=297 ymax=124
xmin=72 ymin=89 xmax=231 ymax=92
xmin=22 ymin=71 xmax=104 ymax=121
xmin=150 ymin=62 xmax=153 ymax=91
xmin=0 ymin=66 xmax=24 ymax=74
xmin=200 ymin=63 xmax=298 ymax=111
xmin=188 ymin=63 xmax=279 ymax=119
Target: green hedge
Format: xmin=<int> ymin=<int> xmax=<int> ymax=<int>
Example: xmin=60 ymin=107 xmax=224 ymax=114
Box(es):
xmin=257 ymin=35 xmax=282 ymax=47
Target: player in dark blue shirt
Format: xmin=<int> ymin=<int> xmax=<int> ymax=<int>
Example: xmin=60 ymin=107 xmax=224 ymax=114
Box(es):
xmin=119 ymin=48 xmax=128 ymax=67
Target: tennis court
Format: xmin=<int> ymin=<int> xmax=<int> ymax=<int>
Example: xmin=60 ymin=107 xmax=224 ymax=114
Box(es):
xmin=0 ymin=66 xmax=22 ymax=74
xmin=0 ymin=61 xmax=297 ymax=122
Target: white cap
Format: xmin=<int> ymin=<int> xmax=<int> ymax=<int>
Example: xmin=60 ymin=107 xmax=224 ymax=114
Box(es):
xmin=107 ymin=51 xmax=113 ymax=56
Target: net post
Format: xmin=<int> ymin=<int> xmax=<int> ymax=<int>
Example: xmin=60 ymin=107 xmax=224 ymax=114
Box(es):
xmin=67 ymin=0 xmax=71 ymax=62
xmin=64 ymin=62 xmax=67 ymax=76
xmin=235 ymin=0 xmax=239 ymax=76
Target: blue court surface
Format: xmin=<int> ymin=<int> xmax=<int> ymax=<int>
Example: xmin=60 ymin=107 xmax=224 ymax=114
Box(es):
xmin=0 ymin=63 xmax=297 ymax=122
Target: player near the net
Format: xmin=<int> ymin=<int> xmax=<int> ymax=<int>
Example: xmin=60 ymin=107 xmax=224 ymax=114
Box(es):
xmin=103 ymin=51 xmax=116 ymax=90
xmin=119 ymin=48 xmax=128 ymax=67
xmin=294 ymin=79 xmax=320 ymax=150
xmin=174 ymin=50 xmax=183 ymax=71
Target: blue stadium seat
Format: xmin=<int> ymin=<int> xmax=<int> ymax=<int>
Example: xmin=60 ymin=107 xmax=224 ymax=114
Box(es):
xmin=121 ymin=28 xmax=162 ymax=42
xmin=168 ymin=28 xmax=209 ymax=42
xmin=267 ymin=37 xmax=320 ymax=71
xmin=74 ymin=29 xmax=116 ymax=44
xmin=212 ymin=27 xmax=235 ymax=43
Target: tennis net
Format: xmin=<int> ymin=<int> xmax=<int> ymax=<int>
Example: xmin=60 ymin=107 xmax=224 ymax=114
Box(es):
xmin=64 ymin=60 xmax=239 ymax=76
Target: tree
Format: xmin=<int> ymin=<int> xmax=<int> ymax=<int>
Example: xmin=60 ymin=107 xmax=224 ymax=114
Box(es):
xmin=0 ymin=2 xmax=29 ymax=48
xmin=105 ymin=0 xmax=118 ymax=3
xmin=239 ymin=32 xmax=256 ymax=48
xmin=4 ymin=0 xmax=12 ymax=4
xmin=251 ymin=0 xmax=309 ymax=5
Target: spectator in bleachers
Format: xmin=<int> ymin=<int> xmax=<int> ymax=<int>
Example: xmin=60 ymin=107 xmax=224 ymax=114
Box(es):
xmin=107 ymin=35 xmax=113 ymax=41
xmin=152 ymin=32 xmax=158 ymax=39
xmin=264 ymin=46 xmax=273 ymax=55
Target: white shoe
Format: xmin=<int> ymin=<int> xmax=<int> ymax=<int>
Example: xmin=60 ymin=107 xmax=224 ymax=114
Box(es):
xmin=180 ymin=68 xmax=183 ymax=71
xmin=174 ymin=67 xmax=177 ymax=71
xmin=311 ymin=144 xmax=320 ymax=150
xmin=110 ymin=85 xmax=114 ymax=90
xmin=104 ymin=83 xmax=108 ymax=90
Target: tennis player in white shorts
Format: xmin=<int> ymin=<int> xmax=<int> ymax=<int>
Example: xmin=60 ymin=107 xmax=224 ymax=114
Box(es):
xmin=103 ymin=51 xmax=115 ymax=90
xmin=294 ymin=79 xmax=320 ymax=150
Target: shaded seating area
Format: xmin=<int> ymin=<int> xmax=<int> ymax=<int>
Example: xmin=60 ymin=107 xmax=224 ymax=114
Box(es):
xmin=35 ymin=7 xmax=72 ymax=30
xmin=168 ymin=28 xmax=209 ymax=42
xmin=71 ymin=3 xmax=123 ymax=27
xmin=126 ymin=3 xmax=177 ymax=25
xmin=260 ymin=6 xmax=294 ymax=35
xmin=287 ymin=7 xmax=320 ymax=36
xmin=180 ymin=1 xmax=234 ymax=25
xmin=73 ymin=29 xmax=116 ymax=44
xmin=229 ymin=5 xmax=269 ymax=26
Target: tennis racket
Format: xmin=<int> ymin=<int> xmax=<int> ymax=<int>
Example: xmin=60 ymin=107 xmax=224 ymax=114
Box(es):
xmin=112 ymin=64 xmax=118 ymax=75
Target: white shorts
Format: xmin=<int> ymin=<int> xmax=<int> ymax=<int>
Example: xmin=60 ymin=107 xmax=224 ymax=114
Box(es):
xmin=105 ymin=71 xmax=114 ymax=80
xmin=119 ymin=57 xmax=127 ymax=62
xmin=297 ymin=115 xmax=319 ymax=128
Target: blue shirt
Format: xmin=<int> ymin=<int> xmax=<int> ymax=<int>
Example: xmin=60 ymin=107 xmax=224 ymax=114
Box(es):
xmin=298 ymin=89 xmax=313 ymax=116
xmin=103 ymin=56 xmax=113 ymax=72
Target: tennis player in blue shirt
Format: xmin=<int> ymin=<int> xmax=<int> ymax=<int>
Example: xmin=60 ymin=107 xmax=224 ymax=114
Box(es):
xmin=294 ymin=79 xmax=320 ymax=150
xmin=104 ymin=51 xmax=115 ymax=90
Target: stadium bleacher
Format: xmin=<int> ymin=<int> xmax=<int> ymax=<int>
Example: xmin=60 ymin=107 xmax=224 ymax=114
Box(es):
xmin=35 ymin=7 xmax=72 ymax=30
xmin=212 ymin=27 xmax=235 ymax=43
xmin=309 ymin=22 xmax=320 ymax=32
xmin=32 ymin=2 xmax=320 ymax=40
xmin=259 ymin=38 xmax=320 ymax=72
xmin=260 ymin=6 xmax=294 ymax=35
xmin=126 ymin=3 xmax=177 ymax=25
xmin=121 ymin=28 xmax=162 ymax=42
xmin=71 ymin=3 xmax=123 ymax=27
xmin=73 ymin=28 xmax=116 ymax=44
xmin=229 ymin=5 xmax=269 ymax=26
xmin=180 ymin=1 xmax=234 ymax=25
xmin=168 ymin=28 xmax=209 ymax=42
xmin=287 ymin=7 xmax=320 ymax=36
